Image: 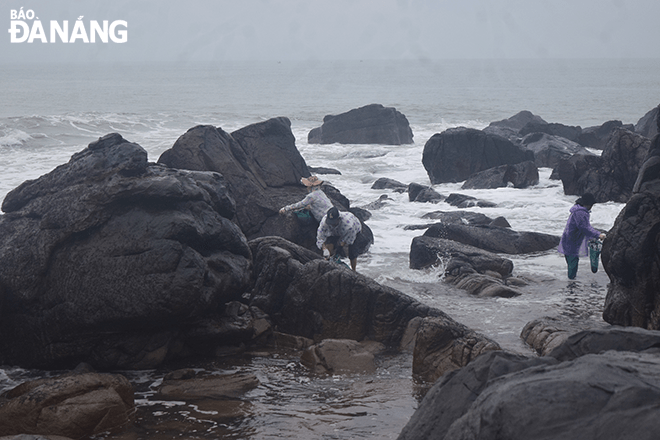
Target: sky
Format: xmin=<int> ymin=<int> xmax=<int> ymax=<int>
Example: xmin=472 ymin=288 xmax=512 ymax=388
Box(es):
xmin=2 ymin=0 xmax=660 ymax=64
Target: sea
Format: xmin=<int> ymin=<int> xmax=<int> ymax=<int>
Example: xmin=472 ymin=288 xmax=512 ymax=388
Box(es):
xmin=1 ymin=58 xmax=659 ymax=439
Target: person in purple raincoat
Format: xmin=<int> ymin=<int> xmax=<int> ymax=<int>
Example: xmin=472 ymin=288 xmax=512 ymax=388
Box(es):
xmin=557 ymin=193 xmax=607 ymax=279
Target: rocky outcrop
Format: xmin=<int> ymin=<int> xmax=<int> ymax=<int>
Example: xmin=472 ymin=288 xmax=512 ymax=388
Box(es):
xmin=579 ymin=120 xmax=634 ymax=150
xmin=248 ymin=236 xmax=445 ymax=346
xmin=461 ymin=161 xmax=539 ymax=189
xmin=422 ymin=127 xmax=534 ymax=184
xmin=408 ymin=182 xmax=444 ymax=203
xmin=635 ymin=105 xmax=659 ymax=139
xmin=520 ymin=132 xmax=593 ymax=168
xmin=602 ymin=121 xmax=660 ymax=328
xmin=520 ymin=316 xmax=610 ymax=356
xmin=155 ymin=370 xmax=259 ymax=401
xmin=0 ymin=133 xmax=253 ymax=370
xmin=423 ymin=223 xmax=560 ymax=255
xmin=519 ymin=121 xmax=581 ymax=142
xmin=558 ymin=128 xmax=651 ymax=202
xmin=410 ymin=236 xmax=521 ymax=298
xmin=546 ymin=326 xmax=660 ymax=361
xmin=397 ymin=349 xmax=660 ymax=440
xmin=371 ymin=177 xmax=408 ymax=192
xmin=307 ymin=104 xmax=413 ymax=145
xmin=158 ymin=120 xmax=373 ymax=253
xmin=0 ymin=373 xmax=134 ymax=439
xmin=412 ymin=316 xmax=501 ymax=383
xmin=445 ymin=193 xmax=497 ymax=208
xmin=483 ymin=110 xmax=547 ymax=142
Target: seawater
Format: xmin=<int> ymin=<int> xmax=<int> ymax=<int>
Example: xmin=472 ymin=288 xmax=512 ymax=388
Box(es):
xmin=1 ymin=59 xmax=659 ymax=438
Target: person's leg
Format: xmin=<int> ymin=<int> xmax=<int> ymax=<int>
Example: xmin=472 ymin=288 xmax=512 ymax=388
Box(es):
xmin=565 ymin=255 xmax=579 ymax=279
xmin=348 ymin=242 xmax=359 ymax=271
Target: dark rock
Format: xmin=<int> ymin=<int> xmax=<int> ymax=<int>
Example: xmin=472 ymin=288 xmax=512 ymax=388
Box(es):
xmin=520 ymin=316 xmax=610 ymax=356
xmin=421 ymin=210 xmax=495 ymax=225
xmin=0 ymin=373 xmax=134 ymax=439
xmin=519 ymin=121 xmax=582 ymax=142
xmin=579 ymin=120 xmax=634 ymax=150
xmin=422 ymin=127 xmax=534 ymax=184
xmin=423 ymin=223 xmax=560 ymax=254
xmin=445 ymin=193 xmax=496 ymax=208
xmin=308 ymin=166 xmax=342 ymax=175
xmin=558 ymin=128 xmax=651 ymax=202
xmin=489 ymin=216 xmax=511 ymax=228
xmin=547 ymin=326 xmax=660 ymax=361
xmin=461 ymin=161 xmax=539 ymax=189
xmin=408 ymin=183 xmax=443 ymax=203
xmin=398 ymin=349 xmax=660 ymax=440
xmin=520 ymin=132 xmax=593 ymax=168
xmin=248 ymin=236 xmax=446 ymax=347
xmin=602 ymin=123 xmax=660 ymax=328
xmin=307 ymin=104 xmax=413 ymax=145
xmin=371 ymin=177 xmax=408 ymax=192
xmin=157 ymin=121 xmax=373 ymax=252
xmin=300 ymin=339 xmax=384 ymax=374
xmin=0 ymin=133 xmax=252 ymax=370
xmin=483 ymin=110 xmax=547 ymax=142
xmin=412 ymin=316 xmax=501 ymax=383
xmin=635 ymin=105 xmax=660 ymax=139
xmin=409 ymin=236 xmax=520 ymax=298
xmin=155 ymin=371 xmax=259 ymax=400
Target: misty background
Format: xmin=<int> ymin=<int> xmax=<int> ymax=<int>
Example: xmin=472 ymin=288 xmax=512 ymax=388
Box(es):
xmin=3 ymin=0 xmax=660 ymax=64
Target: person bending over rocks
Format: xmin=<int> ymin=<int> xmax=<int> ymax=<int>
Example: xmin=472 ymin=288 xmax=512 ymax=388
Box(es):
xmin=317 ymin=207 xmax=367 ymax=271
xmin=557 ymin=193 xmax=606 ymax=280
xmin=279 ymin=176 xmax=333 ymax=224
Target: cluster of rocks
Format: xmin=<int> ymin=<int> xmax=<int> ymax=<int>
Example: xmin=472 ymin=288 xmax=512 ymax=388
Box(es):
xmin=397 ymin=109 xmax=660 ymax=440
xmin=420 ymin=106 xmax=659 ymax=203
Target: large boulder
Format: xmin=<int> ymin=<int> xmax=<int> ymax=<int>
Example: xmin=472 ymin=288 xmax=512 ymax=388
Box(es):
xmin=412 ymin=316 xmax=501 ymax=383
xmin=558 ymin=128 xmax=651 ymax=202
xmin=602 ymin=120 xmax=660 ymax=329
xmin=307 ymin=103 xmax=413 ymax=145
xmin=579 ymin=120 xmax=634 ymax=150
xmin=461 ymin=161 xmax=539 ymax=189
xmin=248 ymin=236 xmax=445 ymax=347
xmin=422 ymin=127 xmax=534 ymax=184
xmin=158 ymin=121 xmax=373 ymax=253
xmin=397 ymin=349 xmax=660 ymax=440
xmin=0 ymin=133 xmax=253 ymax=369
xmin=520 ymin=316 xmax=610 ymax=356
xmin=520 ymin=132 xmax=593 ymax=168
xmin=409 ymin=236 xmax=521 ymax=298
xmin=423 ymin=223 xmax=560 ymax=255
xmin=0 ymin=373 xmax=134 ymax=439
xmin=482 ymin=110 xmax=547 ymax=142
xmin=519 ymin=121 xmax=582 ymax=142
xmin=635 ymin=105 xmax=660 ymax=139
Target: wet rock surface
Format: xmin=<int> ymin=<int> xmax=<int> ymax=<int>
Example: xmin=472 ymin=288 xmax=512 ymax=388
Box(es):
xmin=308 ymin=104 xmax=413 ymax=145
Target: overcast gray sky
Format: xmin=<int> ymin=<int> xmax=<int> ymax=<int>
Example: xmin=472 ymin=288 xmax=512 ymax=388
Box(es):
xmin=3 ymin=0 xmax=660 ymax=64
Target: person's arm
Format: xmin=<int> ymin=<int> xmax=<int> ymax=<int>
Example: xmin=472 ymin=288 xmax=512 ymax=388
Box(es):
xmin=280 ymin=193 xmax=312 ymax=214
xmin=316 ymin=219 xmax=330 ymax=250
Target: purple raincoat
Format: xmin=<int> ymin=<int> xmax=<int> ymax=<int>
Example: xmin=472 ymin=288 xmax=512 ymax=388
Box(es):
xmin=558 ymin=204 xmax=600 ymax=257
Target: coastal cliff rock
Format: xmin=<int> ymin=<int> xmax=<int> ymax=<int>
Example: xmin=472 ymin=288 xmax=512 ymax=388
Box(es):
xmin=558 ymin=127 xmax=651 ymax=202
xmin=602 ymin=117 xmax=660 ymax=328
xmin=0 ymin=372 xmax=134 ymax=439
xmin=482 ymin=110 xmax=547 ymax=143
xmin=0 ymin=133 xmax=254 ymax=369
xmin=635 ymin=105 xmax=660 ymax=139
xmin=422 ymin=127 xmax=534 ymax=184
xmin=307 ymin=103 xmax=413 ymax=145
xmin=461 ymin=161 xmax=539 ymax=189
